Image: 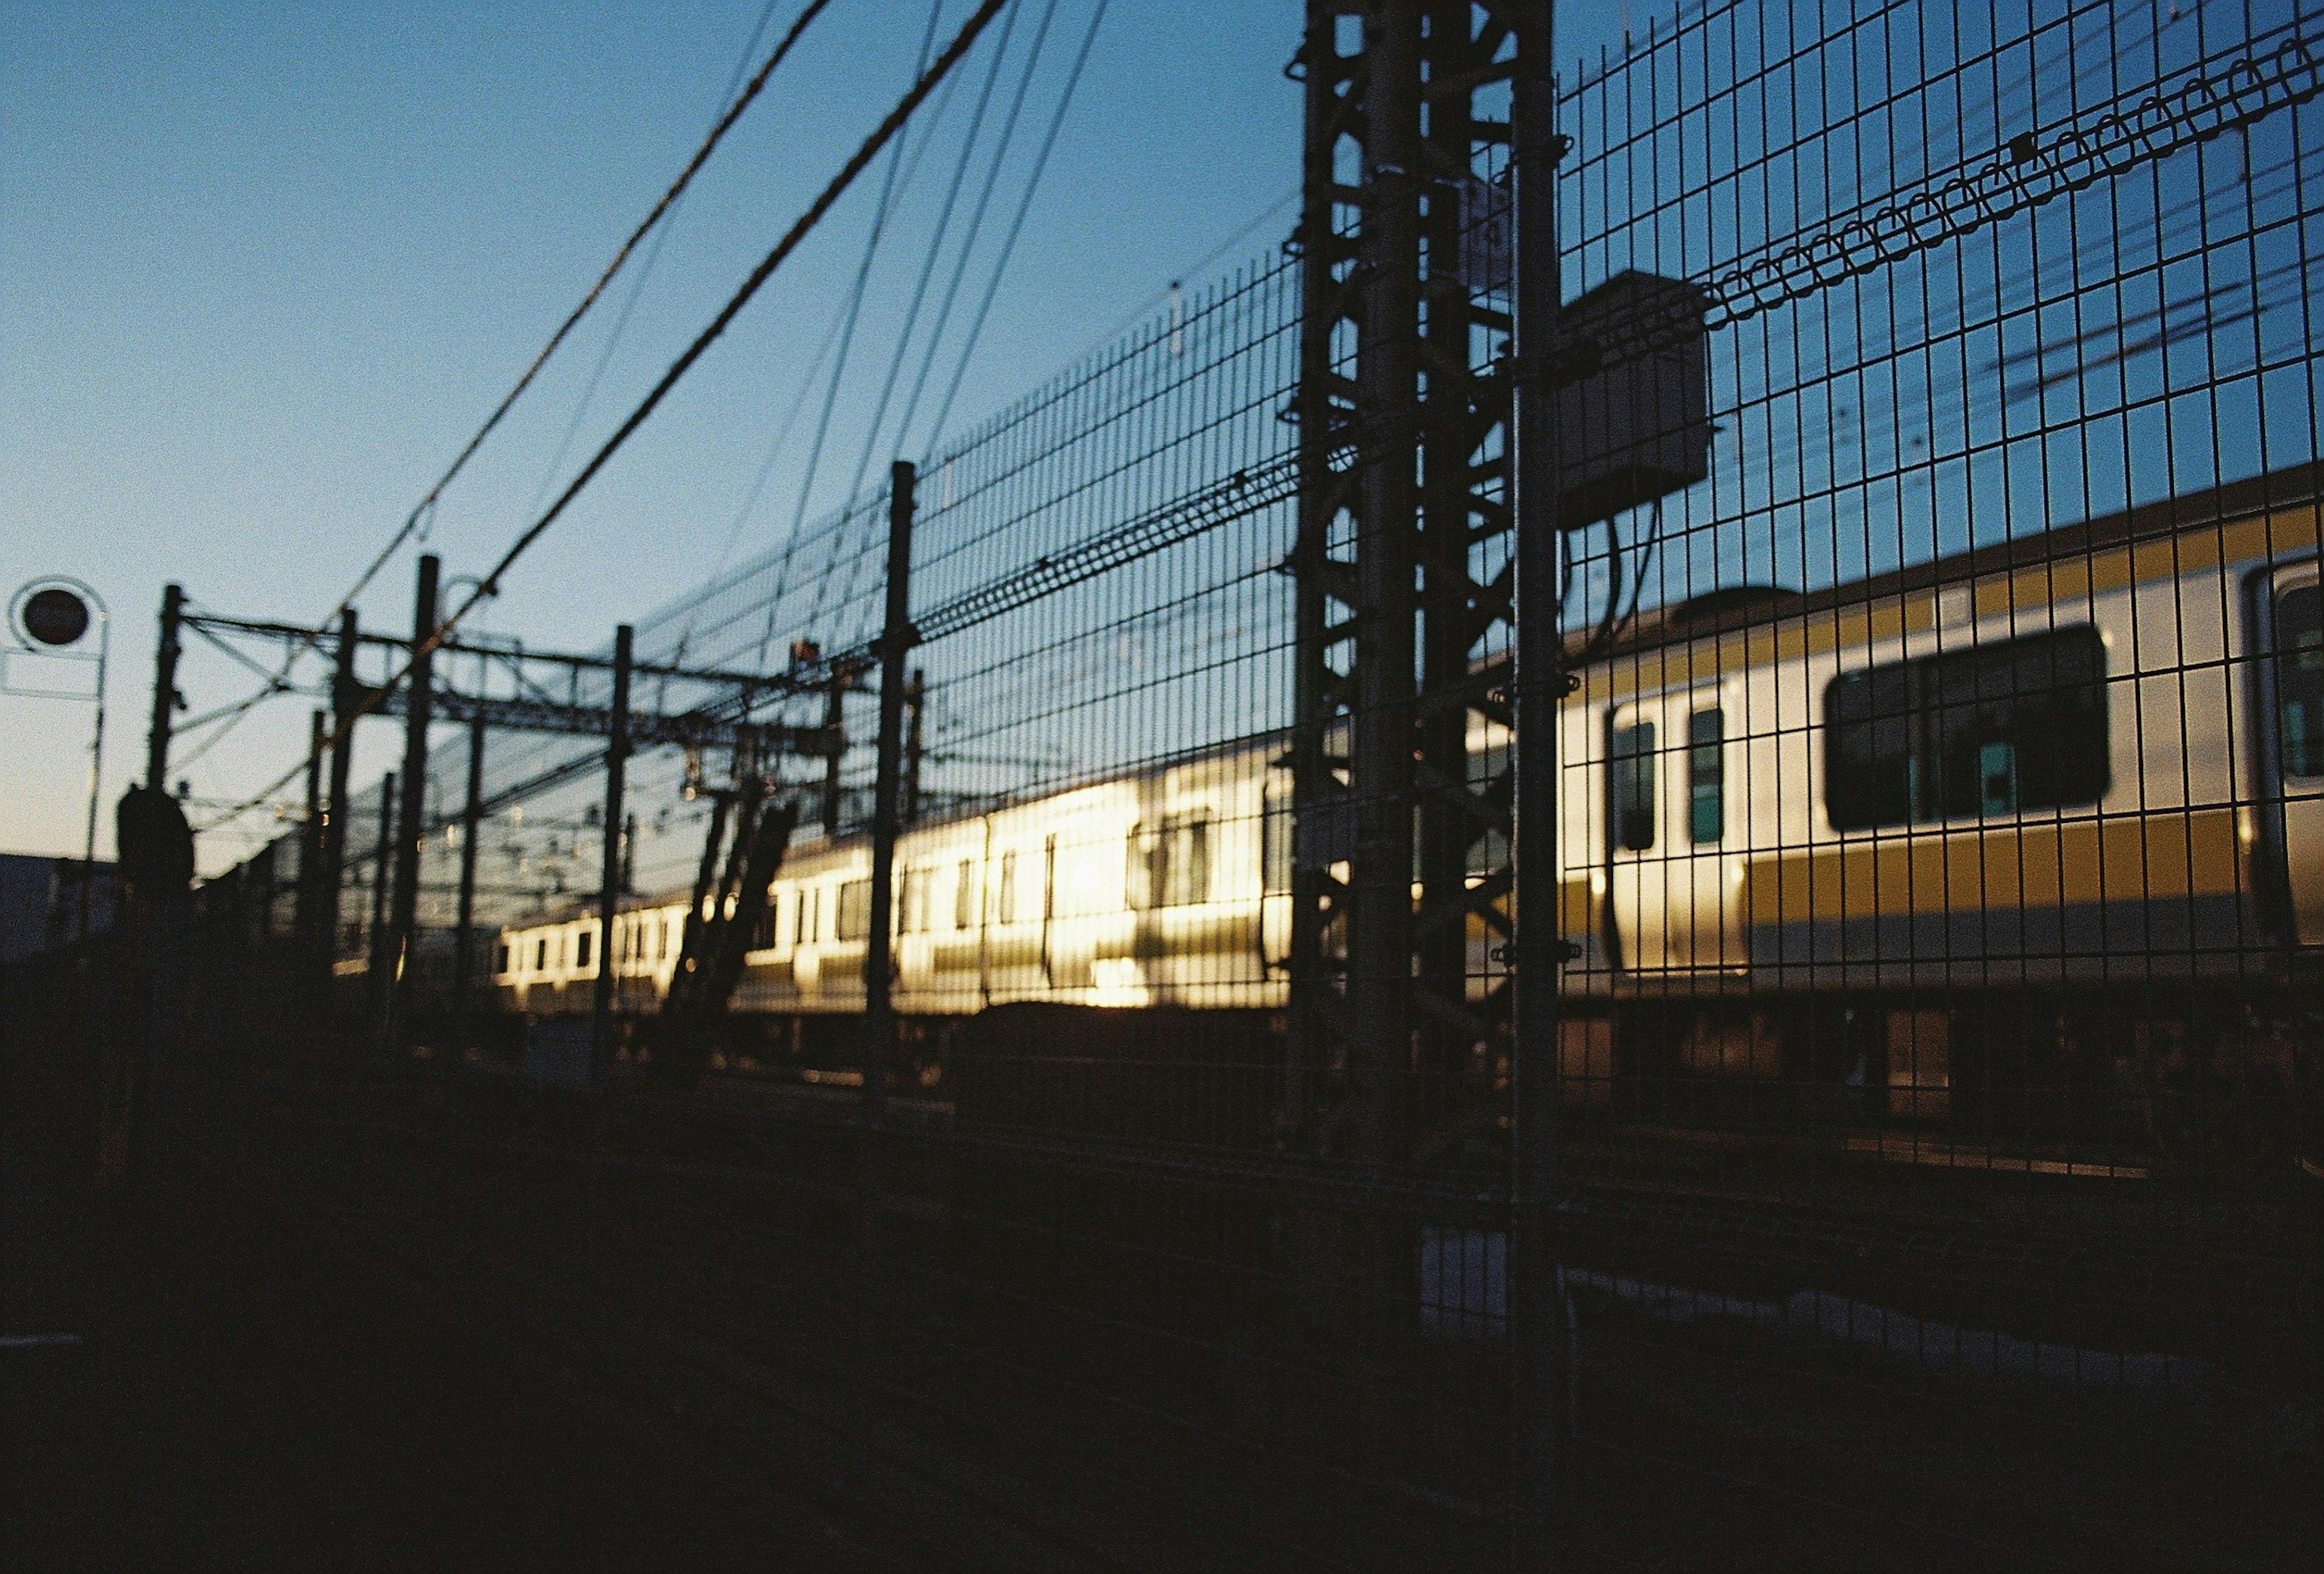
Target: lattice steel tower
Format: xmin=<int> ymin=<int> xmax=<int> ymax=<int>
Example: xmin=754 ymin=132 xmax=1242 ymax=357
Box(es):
xmin=1287 ymin=1 xmax=1541 ymax=1167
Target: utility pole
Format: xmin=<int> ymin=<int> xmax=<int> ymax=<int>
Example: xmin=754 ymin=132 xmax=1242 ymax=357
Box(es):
xmin=145 ymin=583 xmax=183 ymax=791
xmin=323 ymin=609 xmax=359 ymax=974
xmin=295 ymin=708 xmax=326 ymax=973
xmin=591 ymin=625 xmax=633 ymax=1075
xmin=367 ymin=771 xmax=396 ymax=1002
xmin=860 ymin=461 xmax=917 ymax=1394
xmin=1509 ymin=1 xmax=1569 ymax=1554
xmin=451 ymin=706 xmax=486 ymax=1048
xmin=384 ymin=554 xmax=438 ymax=1038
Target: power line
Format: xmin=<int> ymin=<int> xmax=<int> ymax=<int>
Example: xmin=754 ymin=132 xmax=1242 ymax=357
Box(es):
xmin=780 ymin=1 xmax=951 ymax=563
xmin=169 ymin=0 xmax=836 ymax=776
xmin=520 ymin=0 xmax=799 ymax=519
xmin=890 ymin=0 xmax=1068 ymax=465
xmin=200 ymin=0 xmax=1017 ymax=836
xmin=924 ymin=0 xmax=1109 ymax=455
xmin=795 ymin=0 xmax=1058 ymax=668
xmin=338 ymin=0 xmax=837 ymax=616
xmin=836 ymin=0 xmax=1032 ymax=516
xmin=1077 ymin=186 xmax=1298 ymax=361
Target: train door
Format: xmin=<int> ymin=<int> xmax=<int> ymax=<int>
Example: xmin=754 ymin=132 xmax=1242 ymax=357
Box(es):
xmin=1607 ymin=687 xmax=1738 ymax=973
xmin=2265 ymin=562 xmax=2324 ymax=943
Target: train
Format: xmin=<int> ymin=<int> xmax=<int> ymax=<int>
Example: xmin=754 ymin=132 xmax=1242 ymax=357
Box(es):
xmin=496 ymin=465 xmax=2323 ymax=1164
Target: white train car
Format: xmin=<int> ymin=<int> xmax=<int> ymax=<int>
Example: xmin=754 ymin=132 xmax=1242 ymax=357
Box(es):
xmin=495 ymin=739 xmax=1290 ymax=1018
xmin=497 ymin=468 xmax=2323 ymax=1130
xmin=1554 ymin=470 xmax=2323 ymax=994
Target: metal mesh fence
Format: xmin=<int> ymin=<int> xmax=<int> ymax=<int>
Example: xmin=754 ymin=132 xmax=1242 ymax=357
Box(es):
xmin=180 ymin=1 xmax=2324 ymax=1564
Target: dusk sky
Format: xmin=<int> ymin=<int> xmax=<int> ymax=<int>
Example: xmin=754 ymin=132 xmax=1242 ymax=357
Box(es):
xmin=2 ymin=1 xmax=1630 ymax=867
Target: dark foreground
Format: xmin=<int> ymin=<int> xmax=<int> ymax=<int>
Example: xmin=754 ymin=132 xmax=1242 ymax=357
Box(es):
xmin=2 ymin=1115 xmax=873 ymax=1570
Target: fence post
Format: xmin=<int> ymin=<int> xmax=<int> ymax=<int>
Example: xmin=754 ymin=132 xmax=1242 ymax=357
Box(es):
xmin=1510 ymin=0 xmax=1567 ymax=1560
xmin=592 ymin=625 xmax=632 ymax=1078
xmin=902 ymin=666 xmax=925 ymax=825
xmin=385 ymin=553 xmax=439 ymax=1041
xmin=861 ymin=460 xmax=917 ymax=1397
xmin=451 ymin=706 xmax=486 ymax=1051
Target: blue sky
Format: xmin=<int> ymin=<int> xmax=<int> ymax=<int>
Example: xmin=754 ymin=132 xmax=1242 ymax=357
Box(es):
xmin=1 ymin=1 xmax=1639 ymax=867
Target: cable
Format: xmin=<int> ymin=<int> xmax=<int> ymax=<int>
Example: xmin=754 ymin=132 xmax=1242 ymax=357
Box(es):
xmin=337 ymin=0 xmax=836 ymax=614
xmin=172 ymin=0 xmax=834 ymax=787
xmin=790 ymin=0 xmax=1055 ymax=663
xmin=522 ymin=0 xmax=796 ymax=517
xmin=884 ymin=0 xmax=1065 ymax=477
xmin=836 ymin=0 xmax=1031 ymax=519
xmin=1074 ymin=186 xmax=1299 ymax=363
xmin=781 ymin=1 xmax=950 ymax=559
xmin=923 ymin=0 xmax=1109 ymax=455
xmin=766 ymin=0 xmax=1062 ymax=677
xmin=199 ymin=0 xmax=1016 ymax=835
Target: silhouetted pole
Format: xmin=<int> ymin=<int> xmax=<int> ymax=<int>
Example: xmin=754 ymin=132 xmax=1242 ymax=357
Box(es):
xmin=591 ymin=625 xmax=632 ymax=1077
xmin=902 ymin=667 xmax=925 ymax=825
xmin=295 ymin=708 xmax=326 ymax=972
xmin=322 ymin=609 xmax=359 ymax=977
xmin=451 ymin=706 xmax=486 ymax=1048
xmin=385 ymin=553 xmax=439 ymax=1038
xmin=367 ymin=771 xmax=396 ymax=1006
xmin=859 ymin=461 xmax=916 ymax=1393
xmin=1510 ymin=0 xmax=1569 ymax=1557
xmin=145 ymin=583 xmax=183 ymax=790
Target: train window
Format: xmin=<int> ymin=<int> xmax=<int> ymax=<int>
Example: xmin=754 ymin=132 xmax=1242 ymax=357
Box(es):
xmin=495 ymin=943 xmax=510 ymax=974
xmin=955 ymin=860 xmax=974 ymax=929
xmin=999 ymin=851 xmax=1018 ymax=923
xmin=1825 ymin=625 xmax=2108 ymax=830
xmin=2276 ymin=583 xmax=2324 ymax=776
xmin=795 ymin=888 xmax=811 ymax=945
xmin=837 ymin=879 xmax=872 ymax=941
xmin=1826 ymin=662 xmax=1916 ymax=830
xmin=1610 ymin=721 xmax=1656 ymax=852
xmin=536 ymin=937 xmax=547 ymax=971
xmin=1129 ymin=815 xmax=1212 ymax=908
xmin=1262 ymin=775 xmax=1294 ymax=894
xmin=576 ymin=928 xmax=593 ymax=969
xmin=1688 ymin=708 xmax=1724 ymax=845
xmin=657 ymin=916 xmax=668 ymax=960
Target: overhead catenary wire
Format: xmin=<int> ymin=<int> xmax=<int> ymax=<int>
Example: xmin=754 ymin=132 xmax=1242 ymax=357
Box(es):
xmin=781 ymin=0 xmax=1059 ymax=670
xmin=199 ymin=0 xmax=1017 ymax=836
xmin=780 ymin=0 xmax=951 ymax=562
xmin=648 ymin=21 xmax=993 ymax=672
xmin=1074 ymin=186 xmax=1299 ymax=362
xmin=922 ymin=0 xmax=1109 ymax=456
xmin=338 ymin=0 xmax=837 ymax=617
xmin=882 ymin=0 xmax=1066 ymax=473
xmin=834 ymin=0 xmax=1033 ymax=523
xmin=167 ymin=0 xmax=836 ymax=772
xmin=520 ymin=0 xmax=802 ymax=519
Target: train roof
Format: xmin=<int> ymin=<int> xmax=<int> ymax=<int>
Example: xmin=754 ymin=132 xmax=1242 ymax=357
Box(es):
xmin=1560 ymin=459 xmax=2324 ymax=667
